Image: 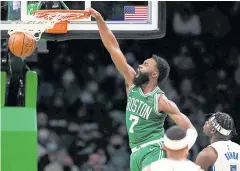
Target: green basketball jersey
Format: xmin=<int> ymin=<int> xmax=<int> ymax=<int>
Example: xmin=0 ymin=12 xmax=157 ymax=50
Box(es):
xmin=126 ymin=84 xmax=167 ymax=148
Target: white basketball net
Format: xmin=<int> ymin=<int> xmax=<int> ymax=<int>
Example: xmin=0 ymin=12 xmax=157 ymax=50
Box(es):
xmin=8 ymin=12 xmax=86 ymax=41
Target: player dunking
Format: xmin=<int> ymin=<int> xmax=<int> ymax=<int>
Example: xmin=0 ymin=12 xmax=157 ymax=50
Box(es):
xmin=195 ymin=112 xmax=239 ymax=171
xmin=87 ymin=8 xmax=198 ymax=171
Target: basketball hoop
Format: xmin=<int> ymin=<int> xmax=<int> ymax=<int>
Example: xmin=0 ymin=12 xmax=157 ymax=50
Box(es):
xmin=8 ymin=10 xmax=90 ymax=41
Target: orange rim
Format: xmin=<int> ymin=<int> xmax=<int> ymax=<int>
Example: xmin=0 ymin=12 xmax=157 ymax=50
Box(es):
xmin=34 ymin=10 xmax=90 ymax=20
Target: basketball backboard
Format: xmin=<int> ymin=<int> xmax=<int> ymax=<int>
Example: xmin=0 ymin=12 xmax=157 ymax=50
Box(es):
xmin=0 ymin=1 xmax=166 ymax=40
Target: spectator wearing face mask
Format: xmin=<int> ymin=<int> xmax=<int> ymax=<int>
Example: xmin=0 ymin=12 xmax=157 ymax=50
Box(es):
xmin=106 ymin=134 xmax=130 ymax=171
xmin=173 ymin=3 xmax=201 ymax=36
xmin=80 ymin=153 xmax=107 ymax=171
xmin=68 ymin=123 xmax=103 ymax=167
xmin=38 ymin=140 xmax=60 ymax=171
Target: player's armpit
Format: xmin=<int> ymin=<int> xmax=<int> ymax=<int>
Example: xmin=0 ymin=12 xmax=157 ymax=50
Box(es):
xmin=158 ymin=94 xmax=194 ymax=130
xmin=195 ymin=147 xmax=217 ymax=171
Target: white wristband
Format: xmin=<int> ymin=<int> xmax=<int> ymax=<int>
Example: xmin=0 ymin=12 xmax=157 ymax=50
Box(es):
xmin=186 ymin=128 xmax=198 ymax=149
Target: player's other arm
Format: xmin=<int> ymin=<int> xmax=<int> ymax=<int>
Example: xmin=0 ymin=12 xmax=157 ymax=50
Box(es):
xmin=195 ymin=147 xmax=217 ymax=171
xmin=158 ymin=94 xmax=194 ymax=130
xmin=87 ymin=8 xmax=136 ymax=88
xmin=158 ymin=94 xmax=198 ymax=149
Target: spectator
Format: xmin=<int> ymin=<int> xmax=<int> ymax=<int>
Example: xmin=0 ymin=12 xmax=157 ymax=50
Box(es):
xmin=173 ymin=3 xmax=201 ymax=35
xmin=80 ymin=153 xmax=107 ymax=171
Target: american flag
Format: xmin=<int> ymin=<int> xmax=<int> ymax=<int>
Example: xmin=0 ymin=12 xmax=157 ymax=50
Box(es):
xmin=124 ymin=6 xmax=148 ymax=21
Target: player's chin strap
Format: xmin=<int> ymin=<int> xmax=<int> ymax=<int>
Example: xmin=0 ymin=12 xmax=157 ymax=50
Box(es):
xmin=209 ymin=115 xmax=232 ymax=136
xmin=164 ymin=128 xmax=198 ymax=150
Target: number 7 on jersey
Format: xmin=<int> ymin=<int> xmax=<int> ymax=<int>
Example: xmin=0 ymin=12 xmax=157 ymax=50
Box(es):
xmin=129 ymin=114 xmax=139 ymax=133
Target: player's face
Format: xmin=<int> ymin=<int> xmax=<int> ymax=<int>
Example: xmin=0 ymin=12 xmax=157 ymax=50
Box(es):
xmin=203 ymin=118 xmax=214 ymax=137
xmin=133 ymin=58 xmax=158 ymax=86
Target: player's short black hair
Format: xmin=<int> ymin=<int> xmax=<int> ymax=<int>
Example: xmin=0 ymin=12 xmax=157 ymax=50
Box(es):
xmin=210 ymin=112 xmax=237 ymax=137
xmin=152 ymin=54 xmax=170 ymax=83
xmin=165 ymin=125 xmax=186 ymax=140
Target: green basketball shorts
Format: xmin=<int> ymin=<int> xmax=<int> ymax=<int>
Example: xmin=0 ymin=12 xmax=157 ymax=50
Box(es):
xmin=130 ymin=142 xmax=166 ymax=171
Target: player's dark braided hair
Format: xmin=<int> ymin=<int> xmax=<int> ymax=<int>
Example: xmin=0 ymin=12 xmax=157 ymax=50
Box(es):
xmin=211 ymin=111 xmax=237 ymax=137
xmin=152 ymin=54 xmax=170 ymax=84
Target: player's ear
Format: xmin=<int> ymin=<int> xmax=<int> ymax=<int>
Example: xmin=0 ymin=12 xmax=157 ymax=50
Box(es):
xmin=211 ymin=128 xmax=216 ymax=134
xmin=152 ymin=71 xmax=158 ymax=78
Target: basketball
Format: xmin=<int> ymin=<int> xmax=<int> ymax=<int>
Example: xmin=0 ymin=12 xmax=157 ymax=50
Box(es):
xmin=8 ymin=32 xmax=36 ymax=58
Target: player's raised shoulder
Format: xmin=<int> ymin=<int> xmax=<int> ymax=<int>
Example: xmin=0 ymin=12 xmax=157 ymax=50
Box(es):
xmin=196 ymin=146 xmax=218 ymax=160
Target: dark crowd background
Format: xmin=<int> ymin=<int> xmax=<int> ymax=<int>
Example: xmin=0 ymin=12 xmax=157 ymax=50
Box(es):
xmin=1 ymin=1 xmax=240 ymax=171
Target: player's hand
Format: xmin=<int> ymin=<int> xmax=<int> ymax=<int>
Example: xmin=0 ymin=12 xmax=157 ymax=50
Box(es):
xmin=85 ymin=8 xmax=101 ymax=19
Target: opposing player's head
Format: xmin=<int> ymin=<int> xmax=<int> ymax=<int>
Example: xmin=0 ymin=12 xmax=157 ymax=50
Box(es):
xmin=133 ymin=55 xmax=170 ymax=86
xmin=203 ymin=112 xmax=237 ymax=140
xmin=163 ymin=125 xmax=189 ymax=160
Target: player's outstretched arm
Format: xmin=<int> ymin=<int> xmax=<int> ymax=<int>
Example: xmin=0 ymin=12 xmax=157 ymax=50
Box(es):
xmin=86 ymin=8 xmax=135 ymax=88
xmin=195 ymin=147 xmax=217 ymax=171
xmin=158 ymin=94 xmax=198 ymax=149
